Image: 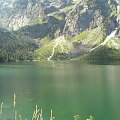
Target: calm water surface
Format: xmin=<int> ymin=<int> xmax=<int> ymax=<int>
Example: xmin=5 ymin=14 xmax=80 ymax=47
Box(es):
xmin=0 ymin=61 xmax=120 ymax=120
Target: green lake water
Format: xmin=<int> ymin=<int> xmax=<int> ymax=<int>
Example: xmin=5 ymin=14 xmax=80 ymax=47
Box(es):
xmin=0 ymin=61 xmax=120 ymax=120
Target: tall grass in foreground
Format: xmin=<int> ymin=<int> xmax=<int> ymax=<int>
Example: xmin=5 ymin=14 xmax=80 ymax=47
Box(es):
xmin=0 ymin=94 xmax=94 ymax=120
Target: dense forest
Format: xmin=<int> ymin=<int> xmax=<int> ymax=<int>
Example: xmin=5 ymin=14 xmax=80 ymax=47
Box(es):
xmin=0 ymin=28 xmax=37 ymax=62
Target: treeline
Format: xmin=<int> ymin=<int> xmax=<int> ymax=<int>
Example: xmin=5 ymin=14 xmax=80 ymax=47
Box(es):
xmin=0 ymin=29 xmax=37 ymax=62
xmin=83 ymin=46 xmax=120 ymax=64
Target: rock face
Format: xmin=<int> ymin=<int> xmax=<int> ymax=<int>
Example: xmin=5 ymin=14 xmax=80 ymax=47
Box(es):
xmin=0 ymin=0 xmax=72 ymax=30
xmin=63 ymin=0 xmax=118 ymax=36
xmin=0 ymin=0 xmax=119 ymax=35
xmin=42 ymin=0 xmax=72 ymax=9
xmin=0 ymin=0 xmax=46 ymax=30
xmin=18 ymin=16 xmax=65 ymax=39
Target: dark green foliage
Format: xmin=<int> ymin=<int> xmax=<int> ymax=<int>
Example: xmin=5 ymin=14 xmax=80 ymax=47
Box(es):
xmin=87 ymin=47 xmax=120 ymax=60
xmin=83 ymin=46 xmax=120 ymax=64
xmin=0 ymin=28 xmax=37 ymax=62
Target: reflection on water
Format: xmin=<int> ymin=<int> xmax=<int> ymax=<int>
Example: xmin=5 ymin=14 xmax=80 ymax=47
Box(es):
xmin=0 ymin=61 xmax=120 ymax=120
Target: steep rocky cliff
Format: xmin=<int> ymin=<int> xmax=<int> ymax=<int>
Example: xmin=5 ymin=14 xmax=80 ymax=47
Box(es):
xmin=0 ymin=0 xmax=46 ymax=30
xmin=0 ymin=0 xmax=72 ymax=30
xmin=63 ymin=0 xmax=118 ymax=36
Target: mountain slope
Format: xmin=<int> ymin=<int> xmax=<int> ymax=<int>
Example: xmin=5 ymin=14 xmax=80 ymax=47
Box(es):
xmin=0 ymin=0 xmax=120 ymax=62
xmin=0 ymin=28 xmax=37 ymax=62
xmin=0 ymin=0 xmax=72 ymax=30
